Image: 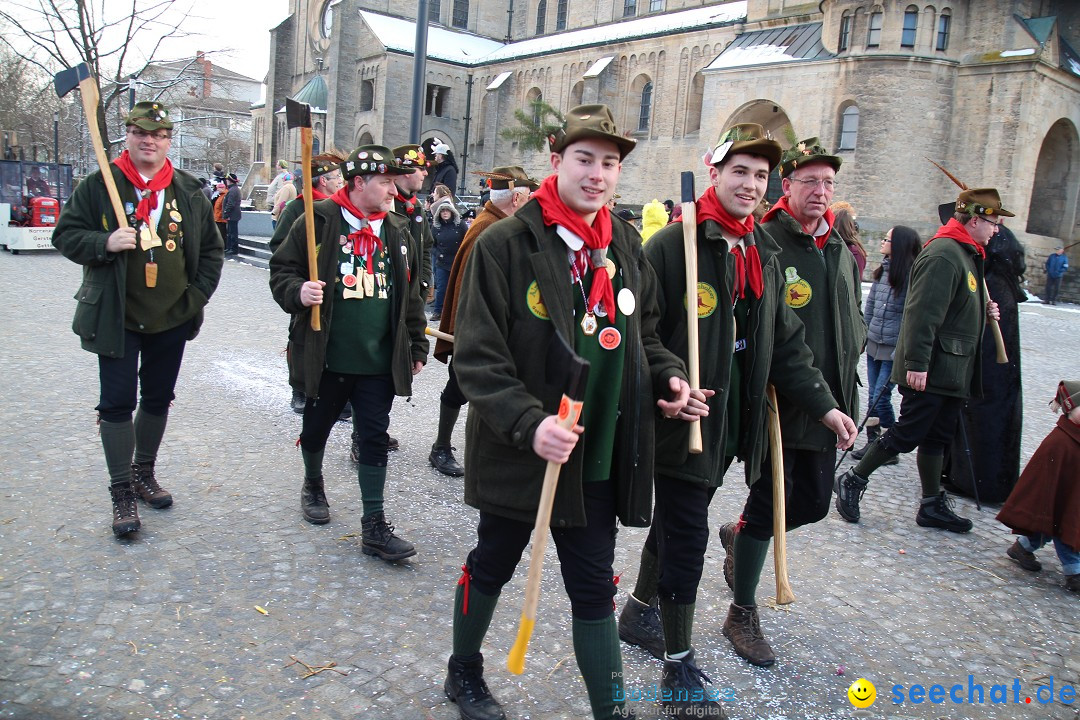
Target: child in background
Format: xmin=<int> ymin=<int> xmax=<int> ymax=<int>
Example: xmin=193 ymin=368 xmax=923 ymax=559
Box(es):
xmin=996 ymin=381 xmax=1080 ymax=593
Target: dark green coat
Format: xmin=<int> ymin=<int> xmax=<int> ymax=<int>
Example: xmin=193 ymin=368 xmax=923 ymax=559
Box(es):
xmin=762 ymin=212 xmax=865 ymax=451
xmin=645 ymin=220 xmax=839 ymax=488
xmin=52 ymin=166 xmax=223 ymax=358
xmin=454 ymin=200 xmax=687 ymax=528
xmin=891 ymin=232 xmax=986 ymax=398
xmin=394 ymin=193 xmax=434 ymax=292
xmin=268 ymin=195 xmax=305 ymax=255
xmin=267 ymin=199 xmax=428 ymax=398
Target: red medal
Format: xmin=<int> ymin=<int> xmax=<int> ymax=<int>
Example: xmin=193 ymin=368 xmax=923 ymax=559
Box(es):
xmin=343 ymin=273 xmax=357 ymax=288
xmin=598 ymin=327 xmax=621 ymax=350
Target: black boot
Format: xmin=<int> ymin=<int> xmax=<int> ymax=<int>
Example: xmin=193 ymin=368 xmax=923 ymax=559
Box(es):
xmin=850 ymin=419 xmax=879 ymax=460
xmin=617 ymin=594 xmax=665 ymax=660
xmin=834 ymin=469 xmax=868 ymax=522
xmin=444 ymin=652 xmax=506 ymax=720
xmin=301 ymin=476 xmax=330 ymax=524
xmin=290 ymin=389 xmax=306 ymax=414
xmin=430 ymin=445 xmax=465 ymax=477
xmin=361 ymin=512 xmax=416 ymax=560
xmin=661 ymin=649 xmax=728 ymax=719
xmin=130 ymin=462 xmax=173 ymax=508
xmin=916 ymin=491 xmax=972 ymax=533
xmin=110 ymin=483 xmax=140 ymax=536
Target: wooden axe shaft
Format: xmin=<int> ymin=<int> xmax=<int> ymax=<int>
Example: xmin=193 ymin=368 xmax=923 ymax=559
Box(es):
xmin=300 ymin=127 xmax=321 ymax=332
xmin=983 ymin=285 xmax=1007 ymax=364
xmin=425 ymin=326 xmax=454 ymax=343
xmin=767 ymin=385 xmax=795 ymax=605
xmin=79 ymin=78 xmax=128 ymax=229
xmin=681 ymin=199 xmax=703 ymax=454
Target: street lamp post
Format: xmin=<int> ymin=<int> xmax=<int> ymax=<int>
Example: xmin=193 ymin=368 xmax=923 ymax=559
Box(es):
xmin=53 ymin=112 xmax=59 ymax=163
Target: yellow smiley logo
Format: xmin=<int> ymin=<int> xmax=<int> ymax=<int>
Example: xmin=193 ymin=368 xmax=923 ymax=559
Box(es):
xmin=847 ymin=678 xmax=877 ymax=709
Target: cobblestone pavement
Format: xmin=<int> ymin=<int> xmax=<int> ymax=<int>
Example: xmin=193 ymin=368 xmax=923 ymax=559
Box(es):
xmin=1 ymin=251 xmax=1078 ymax=720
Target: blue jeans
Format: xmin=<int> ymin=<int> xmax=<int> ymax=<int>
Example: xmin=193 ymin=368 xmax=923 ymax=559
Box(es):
xmin=434 ymin=266 xmax=451 ymax=313
xmin=1020 ymin=535 xmax=1080 ymax=575
xmin=866 ymin=355 xmax=896 ymax=427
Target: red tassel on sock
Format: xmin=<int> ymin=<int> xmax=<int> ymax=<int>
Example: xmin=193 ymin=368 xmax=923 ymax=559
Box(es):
xmin=457 ymin=565 xmax=471 ymax=615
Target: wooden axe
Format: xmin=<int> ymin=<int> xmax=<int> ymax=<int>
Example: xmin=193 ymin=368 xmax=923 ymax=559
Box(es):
xmin=766 ymin=385 xmax=795 ymax=605
xmin=507 ymin=330 xmax=590 ymax=675
xmin=425 ymin=326 xmax=454 ymax=344
xmin=680 ymin=171 xmax=703 ymax=454
xmin=286 ymin=98 xmax=321 ymax=331
xmin=984 ymin=285 xmax=1007 ymax=364
xmin=54 ymin=64 xmax=127 ymax=229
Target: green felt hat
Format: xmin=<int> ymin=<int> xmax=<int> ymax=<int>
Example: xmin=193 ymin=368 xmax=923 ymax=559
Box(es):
xmin=342 ymin=145 xmax=415 ymax=179
xmin=777 ymin=137 xmax=842 ymax=178
xmin=125 ymin=101 xmax=173 ymax=131
xmin=549 ymin=104 xmax=636 ymax=159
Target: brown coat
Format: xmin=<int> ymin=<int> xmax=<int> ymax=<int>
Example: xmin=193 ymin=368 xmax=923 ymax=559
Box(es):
xmin=996 ymin=415 xmax=1080 ymax=550
xmin=434 ymin=200 xmax=507 ymax=362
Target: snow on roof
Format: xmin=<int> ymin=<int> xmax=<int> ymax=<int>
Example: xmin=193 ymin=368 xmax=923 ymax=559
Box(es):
xmin=584 ymin=56 xmax=615 ymax=78
xmin=486 ymin=72 xmax=513 ymax=90
xmin=707 ymin=22 xmax=831 ymax=70
xmin=359 ymin=11 xmax=504 ymax=64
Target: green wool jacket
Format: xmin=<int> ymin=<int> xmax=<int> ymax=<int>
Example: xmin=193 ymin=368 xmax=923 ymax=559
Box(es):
xmin=645 ymin=220 xmax=839 ymax=488
xmin=453 ymin=200 xmax=687 ymax=528
xmin=762 ymin=211 xmax=865 ymax=451
xmin=52 ymin=166 xmax=224 ymax=358
xmin=891 ymin=233 xmax=986 ymax=398
xmin=268 ymin=195 xmax=305 ymax=255
xmin=267 ymin=199 xmax=429 ymax=398
xmin=394 ymin=193 xmax=434 ymax=291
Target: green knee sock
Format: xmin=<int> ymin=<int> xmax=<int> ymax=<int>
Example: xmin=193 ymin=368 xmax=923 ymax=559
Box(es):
xmin=133 ymin=407 xmax=168 ymax=465
xmin=916 ymin=450 xmax=944 ymax=498
xmin=659 ymin=600 xmax=695 ymax=656
xmin=301 ymin=448 xmax=324 ymax=482
xmin=357 ymin=464 xmax=387 ymax=519
xmin=572 ymin=615 xmax=623 ymax=719
xmin=853 ymin=437 xmax=898 ymax=479
xmin=435 ymin=401 xmax=461 ymax=448
xmin=732 ymin=532 xmax=770 ymax=607
xmin=631 ymin=546 xmax=659 ymax=606
xmin=99 ymin=419 xmax=135 ymax=486
xmin=452 ymin=583 xmax=499 ymax=657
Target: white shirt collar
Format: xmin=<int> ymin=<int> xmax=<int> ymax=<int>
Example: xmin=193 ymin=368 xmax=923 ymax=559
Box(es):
xmin=555 ymin=224 xmax=584 ymax=251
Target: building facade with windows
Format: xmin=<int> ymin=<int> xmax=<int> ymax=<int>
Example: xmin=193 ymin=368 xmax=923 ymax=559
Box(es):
xmin=260 ymin=0 xmax=1080 ymax=294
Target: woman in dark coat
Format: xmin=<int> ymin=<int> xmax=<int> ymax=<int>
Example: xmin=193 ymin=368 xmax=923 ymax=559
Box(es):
xmin=429 ymin=199 xmax=466 ymax=320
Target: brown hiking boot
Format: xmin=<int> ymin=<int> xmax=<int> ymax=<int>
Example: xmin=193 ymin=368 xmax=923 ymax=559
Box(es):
xmin=718 ymin=523 xmax=736 ymax=591
xmin=110 ymin=483 xmax=141 ymax=536
xmin=617 ymin=594 xmax=665 ymax=660
xmin=722 ymin=603 xmax=775 ymax=667
xmin=130 ymin=463 xmax=172 ymax=509
xmin=1006 ymin=540 xmax=1041 ymax=572
xmin=1066 ymin=575 xmax=1080 ymax=593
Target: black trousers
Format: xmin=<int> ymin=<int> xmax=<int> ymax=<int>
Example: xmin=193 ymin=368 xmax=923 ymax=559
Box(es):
xmin=300 ymin=371 xmax=394 ymax=466
xmin=642 ymin=473 xmax=720 ymax=605
xmin=97 ymin=320 xmax=192 ymax=423
xmin=882 ymin=387 xmax=963 ymax=457
xmin=465 ymin=481 xmax=618 ymax=620
xmin=741 ymin=447 xmax=836 ymax=541
xmin=440 ymin=358 xmax=467 ymax=408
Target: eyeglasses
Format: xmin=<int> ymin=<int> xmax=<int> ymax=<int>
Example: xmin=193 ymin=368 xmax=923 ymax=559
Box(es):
xmin=128 ymin=128 xmax=171 ymax=141
xmin=790 ymin=178 xmax=837 ymax=191
xmin=979 ymin=216 xmax=1000 ymax=227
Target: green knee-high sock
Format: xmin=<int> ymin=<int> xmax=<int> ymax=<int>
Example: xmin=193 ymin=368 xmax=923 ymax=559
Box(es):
xmin=659 ymin=600 xmax=694 ymax=656
xmin=133 ymin=407 xmax=168 ymax=465
xmin=452 ymin=583 xmax=500 ymax=657
xmin=357 ymin=464 xmax=387 ymax=519
xmin=301 ymin=448 xmax=324 ymax=481
xmin=916 ymin=450 xmax=944 ymax=498
xmin=99 ymin=419 xmax=135 ymax=486
xmin=853 ymin=437 xmax=898 ymax=479
xmin=572 ymin=615 xmax=623 ymax=719
xmin=434 ymin=401 xmax=461 ymax=448
xmin=631 ymin=545 xmax=659 ymax=605
xmin=732 ymin=532 xmax=770 ymax=607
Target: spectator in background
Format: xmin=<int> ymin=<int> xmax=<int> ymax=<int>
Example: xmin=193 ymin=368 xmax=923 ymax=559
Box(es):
xmin=640 ymin=198 xmax=667 ymax=242
xmin=270 ymin=181 xmax=297 ymax=230
xmin=265 ymin=159 xmax=293 ymax=206
xmin=222 ymin=173 xmax=242 ymax=256
xmin=832 ymin=202 xmax=867 ymax=281
xmin=662 ymin=198 xmax=674 ymax=222
xmin=429 ymin=140 xmax=458 ymax=197
xmin=26 ymin=166 xmax=52 ymax=197
xmin=429 ymin=199 xmax=467 ymax=321
xmin=1044 ymin=244 xmax=1069 ymax=305
xmin=212 ymin=180 xmax=227 ymax=246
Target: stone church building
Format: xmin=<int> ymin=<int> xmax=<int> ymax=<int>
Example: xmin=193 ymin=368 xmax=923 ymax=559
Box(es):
xmin=258 ymin=0 xmax=1079 ymax=297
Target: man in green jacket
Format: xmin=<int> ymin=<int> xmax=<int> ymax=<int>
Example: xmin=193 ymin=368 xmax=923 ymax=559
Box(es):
xmin=443 ymin=105 xmax=691 ymax=720
xmin=618 ymin=125 xmax=856 ymax=704
xmin=836 ymin=188 xmax=1008 ymax=532
xmin=715 ymin=138 xmax=865 ymax=667
xmin=268 ymin=144 xmax=428 ymax=560
xmin=52 ymin=101 xmax=224 ymax=537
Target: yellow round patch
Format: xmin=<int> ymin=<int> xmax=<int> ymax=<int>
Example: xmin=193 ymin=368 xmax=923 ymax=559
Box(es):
xmin=684 ymin=282 xmax=718 ymax=318
xmin=967 ymin=271 xmax=977 ymax=293
xmin=785 ymin=278 xmax=812 ymax=308
xmin=527 ymin=280 xmax=549 ymax=320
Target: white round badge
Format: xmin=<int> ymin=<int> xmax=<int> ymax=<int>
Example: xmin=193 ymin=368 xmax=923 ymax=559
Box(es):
xmin=618 ymin=288 xmax=636 ymax=316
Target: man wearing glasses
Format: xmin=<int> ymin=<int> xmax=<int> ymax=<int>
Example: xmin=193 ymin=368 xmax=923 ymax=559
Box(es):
xmin=716 ymin=138 xmax=865 ymax=667
xmin=53 ymin=101 xmax=224 ymax=537
xmin=836 ymin=188 xmax=1007 ymax=533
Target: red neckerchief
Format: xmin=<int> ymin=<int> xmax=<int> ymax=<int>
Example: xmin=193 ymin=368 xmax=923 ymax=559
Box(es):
xmin=329 ymin=187 xmax=387 ymax=275
xmin=532 ymin=175 xmax=615 ymax=319
xmin=112 ymin=150 xmax=174 ymax=226
xmin=686 ymin=188 xmax=763 ymax=300
xmin=762 ymin=196 xmax=836 ymax=250
xmin=927 ymin=218 xmax=987 ymax=259
xmin=300 ymin=187 xmax=329 ymax=203
xmin=394 ymin=191 xmax=416 ymax=215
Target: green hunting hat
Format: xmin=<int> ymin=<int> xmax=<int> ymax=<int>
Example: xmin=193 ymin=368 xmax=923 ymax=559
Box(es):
xmin=342 ymin=145 xmax=415 ymax=180
xmin=777 ymin=137 xmax=842 ymax=178
xmin=708 ymin=123 xmax=783 ymax=171
xmin=477 ymin=165 xmax=541 ymax=191
xmin=125 ymin=101 xmax=173 ymax=131
xmin=392 ymin=144 xmax=431 ymax=170
xmin=955 ymin=188 xmax=1014 ymax=218
xmin=549 ymin=104 xmax=636 ymax=159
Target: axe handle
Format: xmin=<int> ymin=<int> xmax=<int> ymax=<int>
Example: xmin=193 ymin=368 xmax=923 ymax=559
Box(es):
xmin=80 ymin=78 xmax=128 ymax=229
xmin=767 ymin=385 xmax=795 ymax=605
xmin=425 ymin=326 xmax=454 ymax=343
xmin=983 ymin=285 xmax=1007 ymax=364
xmin=507 ymin=395 xmax=584 ymax=675
xmin=300 ymin=127 xmax=320 ymax=331
xmin=681 ymin=199 xmax=703 ymax=454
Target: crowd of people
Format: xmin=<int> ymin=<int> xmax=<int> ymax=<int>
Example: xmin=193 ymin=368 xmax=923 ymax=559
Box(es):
xmin=51 ymin=99 xmax=1076 ymax=720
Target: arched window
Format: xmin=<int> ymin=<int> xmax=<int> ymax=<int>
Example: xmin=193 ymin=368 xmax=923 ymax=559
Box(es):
xmin=452 ymin=0 xmax=468 ymax=29
xmin=866 ymin=11 xmax=882 ymax=48
xmin=526 ymin=87 xmax=543 ymax=125
xmin=838 ymin=105 xmax=859 ymax=150
xmin=838 ymin=11 xmax=851 ymax=52
xmin=535 ymin=0 xmax=546 ymax=34
xmin=638 ymin=81 xmax=653 ymax=131
xmin=360 ymin=80 xmax=375 ymax=111
xmin=556 ymin=0 xmax=568 ymax=30
xmin=570 ymin=81 xmax=584 ymax=107
xmin=901 ymin=5 xmax=918 ymax=48
xmin=936 ymin=11 xmax=951 ymax=51
xmin=357 ymin=131 xmax=374 ymax=146
xmin=685 ymin=71 xmax=704 ymax=134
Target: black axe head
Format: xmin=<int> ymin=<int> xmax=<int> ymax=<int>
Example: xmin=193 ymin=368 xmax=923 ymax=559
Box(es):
xmin=285 ymin=98 xmax=311 ymax=130
xmin=545 ymin=329 xmax=590 ymax=403
xmin=54 ymin=63 xmax=91 ymax=98
xmin=680 ymin=171 xmax=695 ymax=205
